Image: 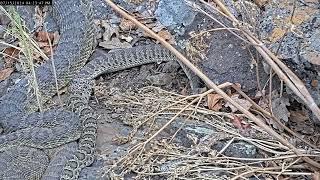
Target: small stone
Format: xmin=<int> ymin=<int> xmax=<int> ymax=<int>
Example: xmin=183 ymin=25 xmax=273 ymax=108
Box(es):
xmin=146 ymin=73 xmax=173 ymax=86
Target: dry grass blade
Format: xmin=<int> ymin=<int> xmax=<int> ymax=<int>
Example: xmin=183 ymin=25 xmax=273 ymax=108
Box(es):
xmin=1 ymin=7 xmax=43 ymax=111
xmin=103 ymin=0 xmax=320 ymax=169
xmin=204 ymin=0 xmax=320 ymax=121
xmin=43 ymin=25 xmax=62 ymax=106
xmin=101 ymin=86 xmax=320 ymax=179
xmin=0 ymin=6 xmax=48 ymax=61
xmin=0 ymin=41 xmax=22 ymax=50
xmin=231 ymin=84 xmax=318 ymax=150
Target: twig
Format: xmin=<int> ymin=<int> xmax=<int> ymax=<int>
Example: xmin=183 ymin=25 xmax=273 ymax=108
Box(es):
xmin=103 ymin=0 xmax=320 ymax=168
xmin=201 ymin=0 xmax=320 ymax=122
xmin=231 ymin=84 xmax=319 ymax=150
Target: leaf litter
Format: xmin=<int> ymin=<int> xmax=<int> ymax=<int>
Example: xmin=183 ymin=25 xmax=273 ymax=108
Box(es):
xmin=94 ymin=84 xmax=319 ymax=179
xmin=1 ymin=1 xmax=319 ymax=179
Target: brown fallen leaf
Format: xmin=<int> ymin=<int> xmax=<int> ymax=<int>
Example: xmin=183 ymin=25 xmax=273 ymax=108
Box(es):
xmin=36 ymin=31 xmax=54 ymax=42
xmin=253 ymin=0 xmax=268 ymax=7
xmin=0 ymin=68 xmax=14 ymax=80
xmin=271 ymin=96 xmax=290 ymax=122
xmin=232 ymin=115 xmax=243 ymax=129
xmin=119 ymin=18 xmax=137 ymax=31
xmin=34 ymin=41 xmax=56 ymax=58
xmin=290 ymin=110 xmax=308 ymax=123
xmin=311 ymin=79 xmax=318 ymax=88
xmin=232 ymin=115 xmax=251 ymax=130
xmin=3 ymin=47 xmax=20 ymax=68
xmin=143 ymin=28 xmax=176 ymax=44
xmin=207 ymin=93 xmax=223 ymax=111
xmin=225 ymin=94 xmax=252 ymax=112
xmin=43 ymin=46 xmax=54 ymax=56
xmin=99 ymin=38 xmax=132 ymax=49
xmin=157 ymin=30 xmax=175 ymax=44
xmin=37 ymin=41 xmax=49 ymax=48
xmin=34 ymin=31 xmax=59 ymax=60
xmin=32 ymin=52 xmax=42 ymax=62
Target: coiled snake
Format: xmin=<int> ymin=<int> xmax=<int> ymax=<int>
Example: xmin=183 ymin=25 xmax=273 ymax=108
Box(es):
xmin=0 ymin=0 xmax=178 ymax=179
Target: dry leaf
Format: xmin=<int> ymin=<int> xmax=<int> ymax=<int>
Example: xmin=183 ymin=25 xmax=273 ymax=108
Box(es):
xmin=101 ymin=21 xmax=119 ymax=41
xmin=157 ymin=30 xmax=175 ymax=44
xmin=143 ymin=29 xmax=176 ymax=44
xmin=232 ymin=115 xmax=251 ymax=130
xmin=43 ymin=46 xmax=53 ymax=56
xmin=311 ymin=79 xmax=318 ymax=88
xmin=224 ymin=94 xmax=252 ymax=112
xmin=99 ymin=38 xmax=132 ymax=49
xmin=119 ymin=18 xmax=137 ymax=31
xmin=232 ymin=115 xmax=243 ymax=129
xmin=253 ymin=0 xmax=268 ymax=7
xmin=36 ymin=31 xmax=54 ymax=42
xmin=290 ymin=110 xmax=308 ymax=123
xmin=34 ymin=31 xmax=59 ymax=59
xmin=271 ymin=96 xmax=290 ymax=122
xmin=289 ymin=109 xmax=313 ymax=134
xmin=0 ymin=68 xmax=14 ymax=80
xmin=207 ymin=93 xmax=223 ymax=111
xmin=119 ymin=35 xmax=133 ymax=42
xmin=99 ymin=20 xmax=132 ymax=50
xmin=3 ymin=47 xmax=20 ymax=67
xmin=313 ymin=171 xmax=320 ymax=180
xmin=32 ymin=52 xmax=42 ymax=61
xmin=37 ymin=41 xmax=49 ymax=48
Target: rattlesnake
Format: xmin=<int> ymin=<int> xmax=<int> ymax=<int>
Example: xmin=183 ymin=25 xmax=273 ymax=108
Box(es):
xmin=0 ymin=0 xmax=179 ymax=179
xmin=0 ymin=0 xmax=95 ymax=179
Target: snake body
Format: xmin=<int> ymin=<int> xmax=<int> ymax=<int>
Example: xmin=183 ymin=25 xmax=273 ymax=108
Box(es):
xmin=0 ymin=0 xmax=95 ymax=179
xmin=0 ymin=0 xmax=178 ymax=179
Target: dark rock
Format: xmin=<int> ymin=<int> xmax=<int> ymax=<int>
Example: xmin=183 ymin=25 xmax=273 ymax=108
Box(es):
xmin=179 ymin=13 xmax=268 ymax=93
xmin=202 ymin=31 xmax=265 ymax=92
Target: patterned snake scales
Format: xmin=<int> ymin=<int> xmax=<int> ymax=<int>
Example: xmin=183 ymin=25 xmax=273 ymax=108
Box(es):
xmin=0 ymin=0 xmax=177 ymax=179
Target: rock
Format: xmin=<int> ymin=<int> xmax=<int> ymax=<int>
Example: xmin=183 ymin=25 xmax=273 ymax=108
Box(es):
xmin=259 ymin=1 xmax=320 ymax=105
xmin=212 ymin=141 xmax=257 ymax=158
xmin=79 ymin=158 xmax=104 ymax=180
xmin=155 ymin=0 xmax=197 ymax=28
xmin=202 ymin=31 xmax=264 ymax=92
xmin=147 ymin=73 xmax=174 ymax=86
xmin=174 ymin=11 xmax=269 ymax=93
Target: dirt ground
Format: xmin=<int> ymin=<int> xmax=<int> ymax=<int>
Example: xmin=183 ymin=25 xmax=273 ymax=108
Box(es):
xmin=0 ymin=0 xmax=320 ymax=179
